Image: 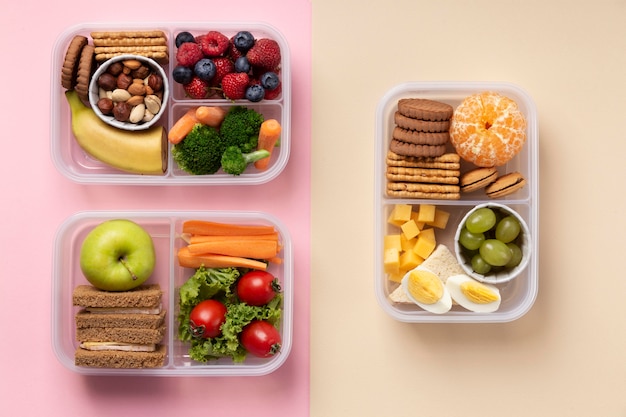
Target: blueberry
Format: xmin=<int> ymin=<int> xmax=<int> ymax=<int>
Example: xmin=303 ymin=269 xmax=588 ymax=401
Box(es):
xmin=245 ymin=84 xmax=265 ymax=102
xmin=172 ymin=65 xmax=194 ymax=84
xmin=260 ymin=71 xmax=280 ymax=90
xmin=233 ymin=31 xmax=255 ymax=52
xmin=234 ymin=56 xmax=251 ymax=73
xmin=194 ymin=58 xmax=216 ymax=81
xmin=175 ymin=31 xmax=196 ymax=48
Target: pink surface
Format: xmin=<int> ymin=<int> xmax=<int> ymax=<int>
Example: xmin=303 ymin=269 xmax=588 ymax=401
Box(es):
xmin=0 ymin=2 xmax=311 ymax=416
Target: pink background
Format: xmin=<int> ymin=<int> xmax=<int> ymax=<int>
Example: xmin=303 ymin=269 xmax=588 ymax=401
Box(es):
xmin=0 ymin=2 xmax=311 ymax=416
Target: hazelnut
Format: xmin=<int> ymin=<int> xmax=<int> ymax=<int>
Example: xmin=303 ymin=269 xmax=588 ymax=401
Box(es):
xmin=116 ymin=73 xmax=133 ymax=90
xmin=112 ymin=102 xmax=131 ymax=122
xmin=97 ymin=73 xmax=117 ymax=91
xmin=107 ymin=62 xmax=124 ymax=76
xmin=96 ymin=98 xmax=114 ymax=115
xmin=131 ymin=65 xmax=150 ymax=79
xmin=147 ymin=74 xmax=164 ymax=92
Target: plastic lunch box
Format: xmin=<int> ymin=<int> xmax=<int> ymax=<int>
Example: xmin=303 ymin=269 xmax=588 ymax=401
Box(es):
xmin=374 ymin=81 xmax=539 ymax=323
xmin=50 ymin=22 xmax=291 ymax=185
xmin=51 ymin=210 xmax=293 ymax=376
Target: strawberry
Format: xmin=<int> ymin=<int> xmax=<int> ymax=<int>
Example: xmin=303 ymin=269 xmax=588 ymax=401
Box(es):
xmin=221 ymin=72 xmax=249 ymax=100
xmin=212 ymin=57 xmax=235 ymax=84
xmin=200 ymin=31 xmax=230 ymax=57
xmin=176 ymin=42 xmax=204 ymax=67
xmin=183 ymin=76 xmax=209 ymax=99
xmin=246 ymin=38 xmax=281 ymax=70
xmin=264 ymin=82 xmax=282 ymax=100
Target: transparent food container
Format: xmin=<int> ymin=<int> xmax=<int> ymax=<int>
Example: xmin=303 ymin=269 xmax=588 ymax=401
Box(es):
xmin=50 ymin=22 xmax=291 ymax=185
xmin=374 ymin=81 xmax=539 ymax=323
xmin=52 ymin=210 xmax=293 ymax=376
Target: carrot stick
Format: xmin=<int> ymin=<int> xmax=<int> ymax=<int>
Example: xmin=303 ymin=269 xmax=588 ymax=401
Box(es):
xmin=168 ymin=108 xmax=199 ymax=144
xmin=186 ymin=239 xmax=279 ymax=259
xmin=189 ymin=233 xmax=279 ymax=244
xmin=267 ymin=256 xmax=283 ymax=265
xmin=195 ymin=106 xmax=227 ymax=128
xmin=177 ymin=247 xmax=268 ymax=270
xmin=254 ymin=119 xmax=282 ymax=170
xmin=182 ymin=220 xmax=276 ymax=236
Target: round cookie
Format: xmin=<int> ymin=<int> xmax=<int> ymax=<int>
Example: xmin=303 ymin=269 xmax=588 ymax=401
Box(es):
xmin=398 ymin=98 xmax=454 ymax=121
xmin=394 ymin=112 xmax=450 ymax=133
xmin=485 ymin=172 xmax=526 ymax=198
xmin=390 ymin=139 xmax=447 ymax=158
xmin=460 ymin=167 xmax=498 ymax=193
xmin=74 ymin=44 xmax=95 ymax=102
xmin=392 ymin=126 xmax=449 ymax=146
xmin=61 ymin=35 xmax=88 ymax=90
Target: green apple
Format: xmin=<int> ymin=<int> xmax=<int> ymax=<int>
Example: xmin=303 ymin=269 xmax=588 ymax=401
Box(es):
xmin=80 ymin=219 xmax=156 ymax=291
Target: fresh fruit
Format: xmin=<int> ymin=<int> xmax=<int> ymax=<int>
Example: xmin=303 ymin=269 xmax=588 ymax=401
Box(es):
xmin=236 ymin=271 xmax=281 ymax=306
xmin=175 ymin=31 xmax=196 ymax=47
xmin=189 ymin=299 xmax=227 ymax=338
xmin=173 ymin=65 xmax=194 ymax=84
xmin=264 ymin=82 xmax=282 ymax=100
xmin=240 ymin=320 xmax=282 ymax=358
xmin=260 ymin=71 xmax=280 ymax=90
xmin=479 ymin=239 xmax=512 ymax=266
xmin=79 ymin=219 xmax=156 ymax=291
xmin=233 ymin=30 xmax=255 ymax=52
xmin=212 ymin=57 xmax=235 ymax=83
xmin=194 ymin=58 xmax=216 ymax=81
xmin=199 ymin=31 xmax=230 ymax=57
xmin=65 ymin=90 xmax=166 ymax=174
xmin=183 ymin=76 xmax=209 ymax=99
xmin=465 ymin=207 xmax=497 ymax=234
xmin=176 ymin=42 xmax=205 ymax=67
xmin=495 ymin=216 xmax=521 ymax=243
xmin=246 ymin=38 xmax=281 ymax=70
xmin=244 ymin=84 xmax=265 ymax=102
xmin=234 ymin=56 xmax=251 ymax=73
xmin=221 ymin=72 xmax=249 ymax=100
xmin=459 ymin=227 xmax=485 ymax=251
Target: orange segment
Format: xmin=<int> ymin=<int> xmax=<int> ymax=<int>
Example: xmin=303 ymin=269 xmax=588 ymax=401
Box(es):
xmin=449 ymin=91 xmax=526 ymax=167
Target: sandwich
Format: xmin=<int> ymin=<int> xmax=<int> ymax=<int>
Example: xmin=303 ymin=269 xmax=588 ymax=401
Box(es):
xmin=389 ymin=244 xmax=465 ymax=304
xmin=72 ymin=284 xmax=167 ymax=369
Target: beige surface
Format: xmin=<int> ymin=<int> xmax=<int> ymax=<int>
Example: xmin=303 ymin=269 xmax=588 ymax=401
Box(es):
xmin=311 ymin=1 xmax=626 ymax=415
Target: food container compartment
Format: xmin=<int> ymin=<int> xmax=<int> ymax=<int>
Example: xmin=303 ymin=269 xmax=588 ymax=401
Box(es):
xmin=50 ymin=22 xmax=290 ymax=185
xmin=52 ymin=210 xmax=293 ymax=376
xmin=374 ymin=82 xmax=538 ymax=323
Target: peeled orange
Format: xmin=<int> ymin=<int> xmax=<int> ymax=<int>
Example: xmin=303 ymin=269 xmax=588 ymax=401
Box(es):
xmin=449 ymin=92 xmax=526 ymax=167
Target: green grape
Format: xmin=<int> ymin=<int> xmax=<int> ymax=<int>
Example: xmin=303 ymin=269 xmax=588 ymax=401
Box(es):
xmin=479 ymin=239 xmax=512 ymax=266
xmin=465 ymin=208 xmax=496 ymax=234
xmin=495 ymin=216 xmax=521 ymax=243
xmin=506 ymin=243 xmax=523 ymax=268
xmin=471 ymin=253 xmax=492 ymax=274
xmin=458 ymin=227 xmax=485 ymax=251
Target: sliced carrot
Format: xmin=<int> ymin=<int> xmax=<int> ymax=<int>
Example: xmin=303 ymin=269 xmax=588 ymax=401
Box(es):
xmin=189 ymin=233 xmax=279 ymax=244
xmin=195 ymin=106 xmax=227 ymax=128
xmin=186 ymin=239 xmax=279 ymax=259
xmin=168 ymin=108 xmax=199 ymax=144
xmin=182 ymin=220 xmax=276 ymax=236
xmin=267 ymin=256 xmax=283 ymax=265
xmin=177 ymin=247 xmax=268 ymax=270
xmin=255 ymin=119 xmax=282 ymax=170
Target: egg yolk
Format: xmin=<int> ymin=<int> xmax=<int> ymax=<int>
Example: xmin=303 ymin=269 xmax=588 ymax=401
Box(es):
xmin=408 ymin=270 xmax=443 ymax=304
xmin=460 ymin=281 xmax=499 ymax=304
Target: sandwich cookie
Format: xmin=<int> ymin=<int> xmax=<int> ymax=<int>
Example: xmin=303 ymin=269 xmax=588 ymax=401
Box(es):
xmin=485 ymin=171 xmax=526 ymax=198
xmin=460 ymin=166 xmax=498 ymax=193
xmin=61 ymin=35 xmax=88 ymax=90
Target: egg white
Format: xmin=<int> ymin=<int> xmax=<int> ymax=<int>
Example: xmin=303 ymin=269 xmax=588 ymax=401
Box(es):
xmin=446 ymin=274 xmax=501 ymax=313
xmin=401 ymin=271 xmax=452 ymax=314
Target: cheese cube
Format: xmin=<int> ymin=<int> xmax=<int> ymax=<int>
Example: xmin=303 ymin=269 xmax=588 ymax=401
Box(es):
xmin=391 ymin=204 xmax=413 ymax=223
xmin=413 ymin=228 xmax=436 ymax=259
xmin=400 ymin=219 xmax=420 ymax=240
xmin=384 ymin=234 xmax=402 ymax=252
xmin=410 ymin=211 xmax=426 ymax=230
xmin=387 ymin=272 xmax=404 ymax=283
xmin=417 ymin=204 xmax=436 ymax=223
xmin=400 ymin=234 xmax=417 ymax=252
xmin=400 ymin=250 xmax=424 ymax=271
xmin=426 ymin=208 xmax=451 ymax=229
xmin=384 ymin=247 xmax=400 ymax=274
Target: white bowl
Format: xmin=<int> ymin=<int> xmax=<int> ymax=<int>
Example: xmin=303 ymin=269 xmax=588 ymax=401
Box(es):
xmin=454 ymin=203 xmax=531 ymax=284
xmin=88 ymin=54 xmax=169 ymax=131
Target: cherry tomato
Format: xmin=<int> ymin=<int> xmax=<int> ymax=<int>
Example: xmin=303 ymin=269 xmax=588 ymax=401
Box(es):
xmin=189 ymin=299 xmax=227 ymax=338
xmin=236 ymin=271 xmax=281 ymax=306
xmin=240 ymin=320 xmax=282 ymax=358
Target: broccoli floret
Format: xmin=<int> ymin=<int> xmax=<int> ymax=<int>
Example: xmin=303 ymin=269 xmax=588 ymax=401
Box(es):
xmin=219 ymin=106 xmax=264 ymax=151
xmin=221 ymin=146 xmax=270 ymax=175
xmin=172 ymin=123 xmax=225 ymax=175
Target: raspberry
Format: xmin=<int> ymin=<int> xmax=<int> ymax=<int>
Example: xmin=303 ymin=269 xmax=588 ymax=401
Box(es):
xmin=200 ymin=31 xmax=230 ymax=57
xmin=212 ymin=57 xmax=235 ymax=84
xmin=221 ymin=72 xmax=249 ymax=100
xmin=176 ymin=42 xmax=204 ymax=67
xmin=183 ymin=76 xmax=209 ymax=99
xmin=246 ymin=38 xmax=281 ymax=70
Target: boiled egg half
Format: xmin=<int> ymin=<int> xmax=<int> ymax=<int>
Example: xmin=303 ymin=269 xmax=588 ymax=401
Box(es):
xmin=401 ymin=268 xmax=452 ymax=314
xmin=446 ymin=274 xmax=501 ymax=313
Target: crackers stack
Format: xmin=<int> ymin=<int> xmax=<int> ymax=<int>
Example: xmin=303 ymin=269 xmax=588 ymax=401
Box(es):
xmin=386 ymin=98 xmax=461 ymax=200
xmin=91 ymin=30 xmax=169 ymax=63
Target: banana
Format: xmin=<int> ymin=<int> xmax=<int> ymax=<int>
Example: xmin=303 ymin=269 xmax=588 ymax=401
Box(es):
xmin=65 ymin=90 xmax=167 ymax=175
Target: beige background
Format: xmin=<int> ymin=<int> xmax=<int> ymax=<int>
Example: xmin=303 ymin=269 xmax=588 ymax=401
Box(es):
xmin=310 ymin=0 xmax=626 ymax=415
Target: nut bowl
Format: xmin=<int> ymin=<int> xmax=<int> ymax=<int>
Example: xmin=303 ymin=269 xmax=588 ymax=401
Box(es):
xmin=88 ymin=54 xmax=169 ymax=131
xmin=454 ymin=203 xmax=531 ymax=285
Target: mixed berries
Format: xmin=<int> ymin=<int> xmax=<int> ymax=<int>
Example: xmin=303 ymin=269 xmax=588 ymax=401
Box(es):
xmin=173 ymin=30 xmax=282 ymax=102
